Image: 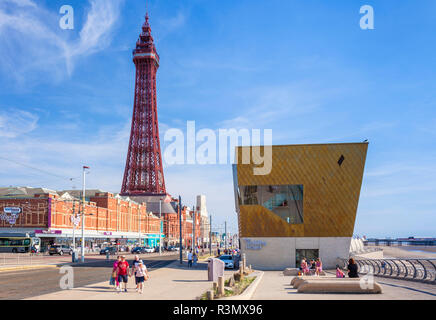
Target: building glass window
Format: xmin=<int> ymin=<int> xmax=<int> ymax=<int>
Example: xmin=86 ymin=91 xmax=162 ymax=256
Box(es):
xmin=239 ymin=184 xmax=303 ymax=224
xmin=296 ymin=249 xmax=319 ymax=268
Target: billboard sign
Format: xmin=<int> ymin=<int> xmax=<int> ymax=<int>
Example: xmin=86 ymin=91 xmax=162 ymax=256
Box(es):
xmin=0 ymin=207 xmax=22 ymax=225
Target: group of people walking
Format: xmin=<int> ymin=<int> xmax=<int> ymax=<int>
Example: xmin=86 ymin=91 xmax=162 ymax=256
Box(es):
xmin=300 ymin=257 xmax=323 ymax=276
xmin=110 ymin=255 xmax=150 ymax=294
xmin=187 ymin=249 xmax=198 ymax=268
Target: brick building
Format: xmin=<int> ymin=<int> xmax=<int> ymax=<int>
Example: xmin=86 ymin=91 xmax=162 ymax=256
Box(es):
xmin=161 ymin=202 xmax=203 ymax=249
xmin=0 ymin=187 xmax=162 ymax=250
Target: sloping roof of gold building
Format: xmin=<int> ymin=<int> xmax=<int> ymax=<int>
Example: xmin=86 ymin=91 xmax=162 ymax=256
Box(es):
xmin=234 ymin=142 xmax=368 ymax=238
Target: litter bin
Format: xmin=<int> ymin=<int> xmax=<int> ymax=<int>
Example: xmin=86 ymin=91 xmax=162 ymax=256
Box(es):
xmin=208 ymin=258 xmax=225 ymax=282
xmin=72 ymin=251 xmax=78 ymax=263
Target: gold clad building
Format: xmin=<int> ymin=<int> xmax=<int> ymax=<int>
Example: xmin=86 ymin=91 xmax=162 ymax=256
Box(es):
xmin=233 ymin=142 xmax=368 ymax=270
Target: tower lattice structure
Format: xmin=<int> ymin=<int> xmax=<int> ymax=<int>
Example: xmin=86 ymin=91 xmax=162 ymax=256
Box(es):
xmin=121 ymin=14 xmax=166 ymax=196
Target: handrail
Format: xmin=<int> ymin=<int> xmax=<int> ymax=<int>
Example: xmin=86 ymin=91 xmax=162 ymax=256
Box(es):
xmin=338 ymin=258 xmax=436 ymax=283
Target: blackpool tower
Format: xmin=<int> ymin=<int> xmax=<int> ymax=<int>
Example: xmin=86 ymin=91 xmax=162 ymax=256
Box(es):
xmin=121 ymin=13 xmax=166 ymax=196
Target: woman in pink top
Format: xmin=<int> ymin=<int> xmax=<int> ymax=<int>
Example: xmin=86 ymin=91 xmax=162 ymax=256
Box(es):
xmin=112 ymin=256 xmax=121 ymax=290
xmin=301 ymin=259 xmax=310 ymax=275
xmin=315 ymin=258 xmax=323 ymax=276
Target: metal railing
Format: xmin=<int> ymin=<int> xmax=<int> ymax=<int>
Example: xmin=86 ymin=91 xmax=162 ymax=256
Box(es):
xmin=338 ymin=258 xmax=436 ymax=283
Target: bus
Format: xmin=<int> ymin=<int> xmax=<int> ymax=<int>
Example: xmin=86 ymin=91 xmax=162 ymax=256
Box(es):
xmin=0 ymin=233 xmax=40 ymax=253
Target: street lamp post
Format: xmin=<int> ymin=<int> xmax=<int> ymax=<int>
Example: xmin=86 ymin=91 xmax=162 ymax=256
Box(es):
xmin=224 ymin=221 xmax=227 ymax=252
xmin=72 ymin=201 xmax=76 ymax=251
xmin=178 ymin=195 xmax=182 ymax=264
xmin=159 ymin=199 xmax=162 ymax=255
xmin=81 ymin=166 xmax=89 ymax=263
xmin=192 ymin=205 xmax=195 ymax=252
xmin=138 ymin=207 xmax=141 ymax=246
xmin=209 ymin=215 xmax=212 ymax=255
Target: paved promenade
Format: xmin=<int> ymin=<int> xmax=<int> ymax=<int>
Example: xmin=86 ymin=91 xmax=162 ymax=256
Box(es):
xmin=251 ymin=270 xmax=436 ymax=300
xmin=0 ymin=251 xmax=177 ymax=271
xmin=27 ymin=260 xmax=233 ymax=300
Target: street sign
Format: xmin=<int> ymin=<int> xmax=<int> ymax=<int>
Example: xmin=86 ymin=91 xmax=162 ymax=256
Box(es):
xmin=70 ymin=215 xmax=80 ymax=226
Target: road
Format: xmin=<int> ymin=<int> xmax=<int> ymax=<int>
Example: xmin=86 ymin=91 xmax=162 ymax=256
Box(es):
xmin=0 ymin=254 xmax=177 ymax=300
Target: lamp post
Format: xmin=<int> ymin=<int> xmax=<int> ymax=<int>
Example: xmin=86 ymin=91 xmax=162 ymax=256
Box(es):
xmin=178 ymin=195 xmax=182 ymax=264
xmin=159 ymin=199 xmax=162 ymax=255
xmin=71 ymin=200 xmax=81 ymax=262
xmin=72 ymin=201 xmax=76 ymax=251
xmin=138 ymin=207 xmax=141 ymax=246
xmin=209 ymin=215 xmax=212 ymax=255
xmin=192 ymin=205 xmax=195 ymax=252
xmin=81 ymin=166 xmax=90 ymax=263
xmin=224 ymin=221 xmax=227 ymax=252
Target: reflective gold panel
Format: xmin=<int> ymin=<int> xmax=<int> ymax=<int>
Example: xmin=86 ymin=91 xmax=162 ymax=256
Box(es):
xmin=235 ymin=143 xmax=368 ymax=237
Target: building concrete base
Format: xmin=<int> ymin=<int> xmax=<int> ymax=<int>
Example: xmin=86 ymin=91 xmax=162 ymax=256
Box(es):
xmin=240 ymin=237 xmax=351 ymax=270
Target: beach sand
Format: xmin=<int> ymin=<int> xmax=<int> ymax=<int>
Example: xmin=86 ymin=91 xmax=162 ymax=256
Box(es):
xmin=368 ymin=246 xmax=436 ymax=259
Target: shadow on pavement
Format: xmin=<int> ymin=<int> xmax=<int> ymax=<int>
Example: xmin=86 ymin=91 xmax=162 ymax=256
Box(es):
xmin=377 ymin=281 xmax=436 ymax=297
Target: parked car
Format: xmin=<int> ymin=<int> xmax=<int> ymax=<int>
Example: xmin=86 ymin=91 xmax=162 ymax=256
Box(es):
xmin=143 ymin=246 xmax=155 ymax=253
xmin=219 ymin=255 xmax=235 ymax=269
xmin=49 ymin=245 xmax=73 ymax=256
xmin=100 ymin=247 xmax=117 ymax=255
xmin=131 ymin=247 xmax=146 ymax=254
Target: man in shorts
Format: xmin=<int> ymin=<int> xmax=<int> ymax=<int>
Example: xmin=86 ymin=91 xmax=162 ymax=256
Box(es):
xmin=117 ymin=255 xmax=130 ymax=292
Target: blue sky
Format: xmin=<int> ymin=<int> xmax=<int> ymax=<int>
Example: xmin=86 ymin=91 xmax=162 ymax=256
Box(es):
xmin=0 ymin=0 xmax=435 ymax=237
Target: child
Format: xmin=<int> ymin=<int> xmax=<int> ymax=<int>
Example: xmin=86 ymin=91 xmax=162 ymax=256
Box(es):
xmin=111 ymin=256 xmax=121 ymax=290
xmin=336 ymin=265 xmax=345 ymax=278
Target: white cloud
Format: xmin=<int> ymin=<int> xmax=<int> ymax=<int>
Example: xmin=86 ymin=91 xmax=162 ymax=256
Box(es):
xmin=219 ymin=83 xmax=324 ymax=130
xmin=361 ymin=161 xmax=436 ymax=198
xmin=160 ymin=11 xmax=186 ymax=31
xmin=0 ymin=109 xmax=39 ymax=138
xmin=0 ymin=0 xmax=124 ymax=82
xmin=2 ymin=0 xmax=36 ymax=8
xmin=0 ymin=119 xmax=130 ymax=190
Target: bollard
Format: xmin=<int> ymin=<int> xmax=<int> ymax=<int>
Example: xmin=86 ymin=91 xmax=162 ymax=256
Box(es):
xmin=207 ymin=290 xmax=214 ymax=300
xmin=218 ymin=276 xmax=225 ymax=296
xmin=213 ymin=282 xmax=218 ymax=291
